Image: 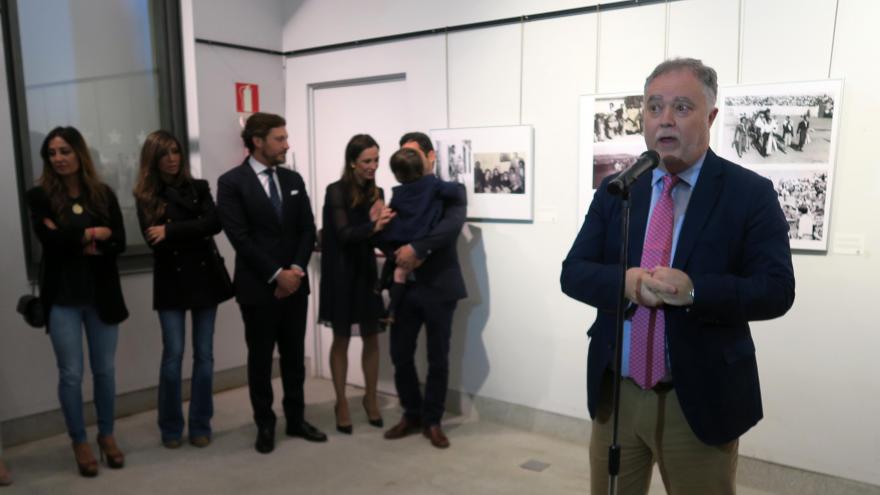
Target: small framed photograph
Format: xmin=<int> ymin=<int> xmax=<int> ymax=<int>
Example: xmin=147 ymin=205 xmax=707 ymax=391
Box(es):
xmin=430 ymin=125 xmax=534 ymax=221
xmin=578 ymin=93 xmax=646 ymax=226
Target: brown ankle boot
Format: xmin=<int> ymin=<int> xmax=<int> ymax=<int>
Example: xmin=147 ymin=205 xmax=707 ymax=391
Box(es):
xmin=72 ymin=442 xmax=98 ymax=477
xmin=97 ymin=435 xmax=125 ymax=469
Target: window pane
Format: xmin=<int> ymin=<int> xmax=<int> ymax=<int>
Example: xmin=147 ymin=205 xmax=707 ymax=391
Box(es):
xmin=17 ymin=0 xmax=162 ymax=252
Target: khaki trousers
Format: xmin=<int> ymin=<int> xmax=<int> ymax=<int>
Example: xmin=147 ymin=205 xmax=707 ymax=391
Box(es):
xmin=590 ymin=372 xmax=738 ymax=495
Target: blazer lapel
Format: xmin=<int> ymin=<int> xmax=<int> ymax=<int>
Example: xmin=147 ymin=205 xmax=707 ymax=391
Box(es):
xmin=672 ymin=149 xmax=724 ymax=268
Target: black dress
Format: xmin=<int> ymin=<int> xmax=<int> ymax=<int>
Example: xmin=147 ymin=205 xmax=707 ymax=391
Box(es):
xmin=318 ymin=180 xmax=384 ymax=336
xmin=137 ymin=179 xmax=233 ymax=310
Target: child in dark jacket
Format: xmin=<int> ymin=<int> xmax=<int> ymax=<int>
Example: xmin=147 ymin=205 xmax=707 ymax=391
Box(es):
xmin=376 ymin=147 xmax=460 ymax=325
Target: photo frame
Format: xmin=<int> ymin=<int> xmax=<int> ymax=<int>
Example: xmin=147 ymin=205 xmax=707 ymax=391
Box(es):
xmin=716 ymin=79 xmax=843 ymax=251
xmin=577 ymin=92 xmax=646 ymax=227
xmin=430 ymin=125 xmax=534 ymax=221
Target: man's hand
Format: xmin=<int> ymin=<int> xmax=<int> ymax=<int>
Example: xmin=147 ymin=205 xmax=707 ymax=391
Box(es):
xmin=626 ymin=267 xmax=664 ymax=308
xmin=274 ymin=286 xmax=292 ymax=299
xmin=395 ymin=244 xmax=423 ymax=271
xmin=276 ymin=267 xmax=304 ymax=295
xmin=646 ymin=267 xmax=694 ymax=306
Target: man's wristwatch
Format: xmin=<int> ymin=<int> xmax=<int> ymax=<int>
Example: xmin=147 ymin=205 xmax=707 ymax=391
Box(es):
xmin=687 ymin=287 xmax=695 ymax=305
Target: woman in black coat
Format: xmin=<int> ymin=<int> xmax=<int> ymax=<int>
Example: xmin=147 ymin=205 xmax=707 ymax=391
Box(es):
xmin=134 ymin=131 xmax=232 ymax=449
xmin=319 ymin=134 xmax=394 ymax=433
xmin=26 ymin=126 xmax=128 ymax=477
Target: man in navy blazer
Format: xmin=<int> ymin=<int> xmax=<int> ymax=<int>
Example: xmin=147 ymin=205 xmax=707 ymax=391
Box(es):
xmin=561 ymin=59 xmax=795 ymax=493
xmin=217 ymin=112 xmax=326 ymax=453
xmin=383 ymin=132 xmax=467 ymax=449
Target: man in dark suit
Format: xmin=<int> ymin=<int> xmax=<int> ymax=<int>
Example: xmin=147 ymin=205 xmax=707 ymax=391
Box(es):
xmin=561 ymin=59 xmax=795 ymax=493
xmin=383 ymin=132 xmax=467 ymax=449
xmin=217 ymin=112 xmax=326 ymax=453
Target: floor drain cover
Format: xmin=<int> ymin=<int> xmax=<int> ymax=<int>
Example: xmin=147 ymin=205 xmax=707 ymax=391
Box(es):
xmin=520 ymin=459 xmax=550 ymax=472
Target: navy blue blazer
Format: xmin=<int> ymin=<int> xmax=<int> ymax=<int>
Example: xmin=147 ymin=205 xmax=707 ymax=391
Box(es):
xmin=561 ymin=148 xmax=795 ymax=445
xmin=217 ymin=158 xmax=316 ymax=306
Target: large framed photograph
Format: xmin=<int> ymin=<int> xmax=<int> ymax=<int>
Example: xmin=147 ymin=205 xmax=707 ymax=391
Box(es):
xmin=430 ymin=125 xmax=533 ymax=221
xmin=578 ymin=93 xmax=646 ymax=226
xmin=716 ymin=80 xmax=842 ymax=251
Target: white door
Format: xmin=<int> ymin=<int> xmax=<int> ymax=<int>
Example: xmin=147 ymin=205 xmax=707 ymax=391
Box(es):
xmin=311 ymin=75 xmax=411 ymax=393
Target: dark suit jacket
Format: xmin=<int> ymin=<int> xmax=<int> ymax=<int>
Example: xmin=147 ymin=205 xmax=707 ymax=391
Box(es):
xmin=407 ymin=179 xmax=467 ymax=302
xmin=560 ymin=148 xmax=795 ymax=445
xmin=26 ymin=185 xmax=129 ymax=330
xmin=216 ymin=158 xmax=316 ymax=306
xmin=137 ymin=179 xmax=232 ymax=310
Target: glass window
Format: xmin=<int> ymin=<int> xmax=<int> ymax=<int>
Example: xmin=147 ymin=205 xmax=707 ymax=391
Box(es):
xmin=4 ymin=0 xmax=186 ymax=273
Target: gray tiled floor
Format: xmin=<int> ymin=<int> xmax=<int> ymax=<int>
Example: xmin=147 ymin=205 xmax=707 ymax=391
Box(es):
xmin=0 ymin=377 xmax=777 ymax=494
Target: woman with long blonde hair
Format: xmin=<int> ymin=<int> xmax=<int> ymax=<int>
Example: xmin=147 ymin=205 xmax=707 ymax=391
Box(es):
xmin=134 ymin=130 xmax=232 ymax=449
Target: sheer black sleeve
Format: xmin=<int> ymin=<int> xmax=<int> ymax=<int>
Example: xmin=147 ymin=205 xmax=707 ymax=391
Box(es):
xmin=325 ymin=183 xmax=376 ymax=244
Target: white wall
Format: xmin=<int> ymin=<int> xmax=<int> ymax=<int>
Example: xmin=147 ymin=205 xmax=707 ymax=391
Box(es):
xmin=283 ymin=0 xmax=880 ymax=486
xmin=193 ymin=0 xmax=286 ymax=52
xmin=282 ymin=0 xmax=600 ymax=51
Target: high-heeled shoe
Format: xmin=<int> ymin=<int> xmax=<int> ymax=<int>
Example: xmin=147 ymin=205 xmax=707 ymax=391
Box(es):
xmin=335 ymin=404 xmax=353 ymax=434
xmin=363 ymin=397 xmax=384 ymax=428
xmin=97 ymin=435 xmax=125 ymax=469
xmin=72 ymin=441 xmax=98 ymax=478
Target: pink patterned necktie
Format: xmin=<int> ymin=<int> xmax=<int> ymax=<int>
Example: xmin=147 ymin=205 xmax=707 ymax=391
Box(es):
xmin=630 ymin=174 xmax=680 ymax=389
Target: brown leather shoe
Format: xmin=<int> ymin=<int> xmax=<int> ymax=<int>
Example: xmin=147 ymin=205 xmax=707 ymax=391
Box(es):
xmin=162 ymin=438 xmax=182 ymax=449
xmin=423 ymin=425 xmax=450 ymax=449
xmin=383 ymin=416 xmax=422 ymax=440
xmin=189 ymin=436 xmax=211 ymax=448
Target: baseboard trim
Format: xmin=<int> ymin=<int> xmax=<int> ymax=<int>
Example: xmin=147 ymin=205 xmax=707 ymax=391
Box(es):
xmin=445 ymin=389 xmax=880 ymax=495
xmin=0 ymin=358 xmax=295 ymax=448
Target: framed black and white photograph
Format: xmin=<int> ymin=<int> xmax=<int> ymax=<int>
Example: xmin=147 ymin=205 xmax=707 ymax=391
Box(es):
xmin=716 ymin=80 xmax=842 ymax=251
xmin=472 ymin=152 xmax=526 ymax=194
xmin=578 ymin=93 xmax=647 ymax=226
xmin=763 ymin=168 xmax=829 ymax=247
xmin=430 ymin=125 xmax=534 ymax=221
xmin=434 ymin=139 xmax=472 ymax=185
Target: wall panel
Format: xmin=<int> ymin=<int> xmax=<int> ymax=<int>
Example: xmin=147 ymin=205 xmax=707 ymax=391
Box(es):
xmin=447 ymin=25 xmax=523 ymax=128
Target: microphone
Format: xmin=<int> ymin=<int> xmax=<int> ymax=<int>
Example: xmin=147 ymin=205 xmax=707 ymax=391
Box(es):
xmin=606 ymin=150 xmax=661 ymax=196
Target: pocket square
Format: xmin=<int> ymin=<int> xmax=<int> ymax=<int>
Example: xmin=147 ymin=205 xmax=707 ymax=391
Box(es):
xmin=290 ymin=189 xmax=299 ymax=196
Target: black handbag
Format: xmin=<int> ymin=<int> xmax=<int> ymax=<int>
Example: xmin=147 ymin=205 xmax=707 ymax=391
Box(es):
xmin=17 ymin=283 xmax=46 ymax=328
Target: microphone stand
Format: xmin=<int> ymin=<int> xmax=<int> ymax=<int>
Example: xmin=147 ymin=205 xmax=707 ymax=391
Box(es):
xmin=607 ymin=184 xmax=632 ymax=495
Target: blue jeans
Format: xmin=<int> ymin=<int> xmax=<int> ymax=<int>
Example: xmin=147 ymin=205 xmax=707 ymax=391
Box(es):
xmin=157 ymin=307 xmax=216 ymax=441
xmin=48 ymin=305 xmax=119 ymax=444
